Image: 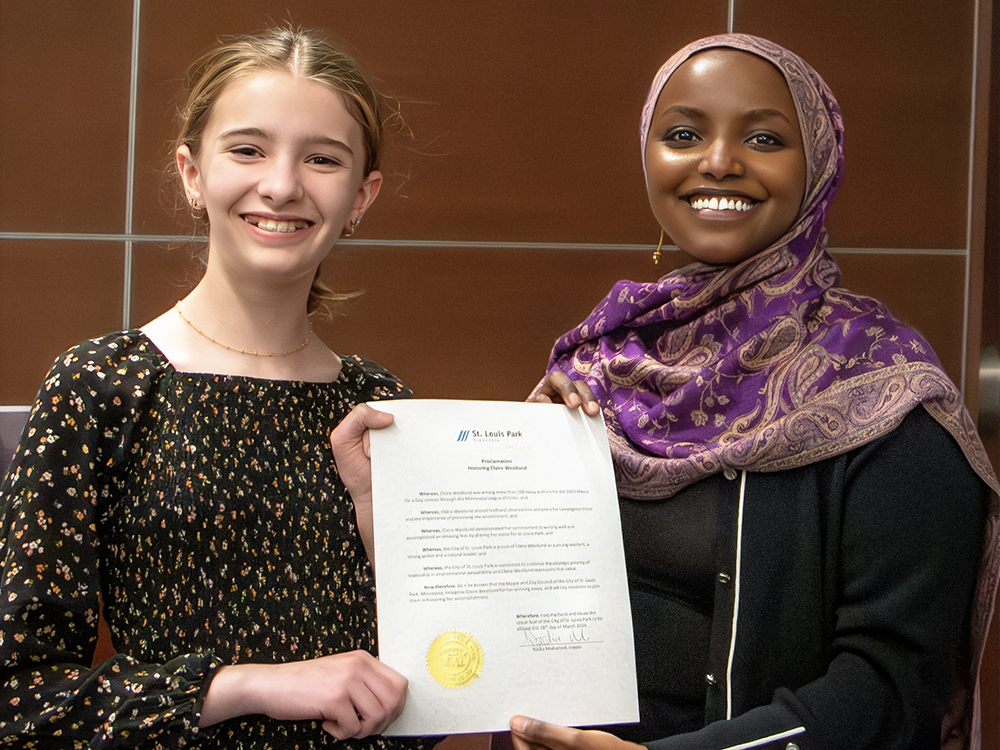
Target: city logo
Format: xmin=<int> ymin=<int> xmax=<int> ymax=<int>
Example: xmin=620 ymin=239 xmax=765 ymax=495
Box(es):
xmin=455 ymin=428 xmax=523 ymax=442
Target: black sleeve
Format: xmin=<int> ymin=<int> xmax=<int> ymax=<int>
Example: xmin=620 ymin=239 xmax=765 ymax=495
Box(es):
xmin=0 ymin=339 xmax=221 ymax=747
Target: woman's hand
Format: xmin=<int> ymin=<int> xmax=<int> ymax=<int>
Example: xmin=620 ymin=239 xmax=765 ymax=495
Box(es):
xmin=527 ymin=371 xmax=600 ymax=416
xmin=509 ymin=716 xmax=642 ymax=750
xmin=200 ymin=651 xmax=408 ymax=738
xmin=330 ymin=404 xmax=395 ymax=570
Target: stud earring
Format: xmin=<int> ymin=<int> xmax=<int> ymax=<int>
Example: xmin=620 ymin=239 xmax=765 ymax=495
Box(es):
xmin=189 ymin=197 xmax=201 ymax=210
xmin=653 ymin=229 xmax=666 ymax=265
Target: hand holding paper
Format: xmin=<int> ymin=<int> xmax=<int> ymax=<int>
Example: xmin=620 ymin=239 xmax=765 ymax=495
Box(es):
xmin=330 ymin=404 xmax=396 ymax=569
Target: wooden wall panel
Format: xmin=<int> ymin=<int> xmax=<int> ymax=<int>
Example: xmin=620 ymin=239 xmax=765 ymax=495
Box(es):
xmin=0 ymin=240 xmax=124 ymax=403
xmin=0 ymin=1 xmax=133 ymax=233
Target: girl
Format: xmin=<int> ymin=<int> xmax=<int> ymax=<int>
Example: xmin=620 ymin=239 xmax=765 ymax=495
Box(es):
xmin=512 ymin=34 xmax=998 ymax=750
xmin=0 ymin=27 xmax=435 ymax=750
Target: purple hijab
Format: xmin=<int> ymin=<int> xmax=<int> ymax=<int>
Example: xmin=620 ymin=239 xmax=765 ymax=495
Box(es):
xmin=546 ymin=34 xmax=997 ymax=749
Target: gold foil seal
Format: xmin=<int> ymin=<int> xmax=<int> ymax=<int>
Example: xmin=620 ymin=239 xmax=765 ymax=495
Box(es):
xmin=426 ymin=630 xmax=484 ymax=688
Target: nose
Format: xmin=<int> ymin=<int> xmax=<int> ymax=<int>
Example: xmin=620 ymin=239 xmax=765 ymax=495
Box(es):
xmin=257 ymin=156 xmax=304 ymax=205
xmin=698 ymin=137 xmax=744 ymax=180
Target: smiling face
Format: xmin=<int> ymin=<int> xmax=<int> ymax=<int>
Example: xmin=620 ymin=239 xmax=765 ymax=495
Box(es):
xmin=177 ymin=70 xmax=381 ymax=285
xmin=644 ymin=49 xmax=807 ymax=266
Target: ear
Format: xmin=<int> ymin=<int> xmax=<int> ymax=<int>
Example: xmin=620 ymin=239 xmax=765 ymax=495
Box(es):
xmin=176 ymin=144 xmax=202 ymax=204
xmin=347 ymin=170 xmax=383 ymax=228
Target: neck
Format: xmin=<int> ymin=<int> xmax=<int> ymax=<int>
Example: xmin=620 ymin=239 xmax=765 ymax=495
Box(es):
xmin=180 ymin=273 xmax=315 ymax=357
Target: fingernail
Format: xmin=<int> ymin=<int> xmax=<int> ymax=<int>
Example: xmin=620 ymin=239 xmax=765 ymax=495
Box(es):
xmin=510 ymin=716 xmax=525 ymax=733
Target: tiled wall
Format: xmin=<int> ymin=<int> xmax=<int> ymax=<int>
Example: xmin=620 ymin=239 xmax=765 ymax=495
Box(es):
xmin=1 ymin=0 xmax=997 ymax=741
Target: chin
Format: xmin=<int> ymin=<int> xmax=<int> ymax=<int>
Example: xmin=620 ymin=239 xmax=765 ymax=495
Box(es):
xmin=684 ymin=248 xmax=760 ymax=267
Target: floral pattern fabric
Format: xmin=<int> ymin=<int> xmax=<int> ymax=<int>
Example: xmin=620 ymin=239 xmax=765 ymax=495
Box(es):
xmin=0 ymin=332 xmax=431 ymax=750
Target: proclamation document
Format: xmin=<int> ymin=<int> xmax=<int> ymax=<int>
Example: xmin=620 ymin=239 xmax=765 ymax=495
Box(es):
xmin=368 ymin=399 xmax=638 ymax=735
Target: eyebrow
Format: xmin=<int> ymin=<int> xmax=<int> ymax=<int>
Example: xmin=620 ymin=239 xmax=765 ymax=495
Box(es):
xmin=661 ymin=105 xmax=704 ymax=119
xmin=217 ymin=127 xmax=354 ymax=152
xmin=744 ymin=108 xmax=795 ymax=125
xmin=660 ymin=105 xmax=794 ymax=125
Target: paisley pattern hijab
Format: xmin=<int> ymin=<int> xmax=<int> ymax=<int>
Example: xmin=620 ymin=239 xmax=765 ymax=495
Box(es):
xmin=546 ymin=34 xmax=997 ymax=749
xmin=550 ymin=34 xmax=995 ymax=499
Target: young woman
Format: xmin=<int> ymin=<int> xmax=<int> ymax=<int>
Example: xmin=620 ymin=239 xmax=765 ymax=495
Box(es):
xmin=0 ymin=27 xmax=436 ymax=750
xmin=509 ymin=33 xmax=998 ymax=750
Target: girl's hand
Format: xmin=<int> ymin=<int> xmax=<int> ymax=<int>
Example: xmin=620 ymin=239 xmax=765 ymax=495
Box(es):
xmin=509 ymin=716 xmax=642 ymax=750
xmin=527 ymin=371 xmax=600 ymax=416
xmin=201 ymin=651 xmax=408 ymax=738
xmin=330 ymin=404 xmax=395 ymax=569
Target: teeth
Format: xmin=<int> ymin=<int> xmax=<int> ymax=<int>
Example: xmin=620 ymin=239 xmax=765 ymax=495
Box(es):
xmin=689 ymin=197 xmax=753 ymax=212
xmin=246 ymin=217 xmax=309 ymax=233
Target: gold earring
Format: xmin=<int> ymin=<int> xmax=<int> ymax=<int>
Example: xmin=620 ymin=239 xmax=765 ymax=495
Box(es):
xmin=653 ymin=229 xmax=665 ymax=265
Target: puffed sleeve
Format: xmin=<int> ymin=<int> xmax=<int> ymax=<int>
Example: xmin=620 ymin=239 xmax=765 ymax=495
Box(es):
xmin=352 ymin=356 xmax=414 ymax=402
xmin=0 ymin=336 xmax=222 ymax=748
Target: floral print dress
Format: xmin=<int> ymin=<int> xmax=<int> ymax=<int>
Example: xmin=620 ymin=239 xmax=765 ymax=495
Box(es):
xmin=0 ymin=332 xmax=432 ymax=750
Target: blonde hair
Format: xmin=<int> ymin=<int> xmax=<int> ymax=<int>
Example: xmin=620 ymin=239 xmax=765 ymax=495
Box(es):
xmin=178 ymin=26 xmax=382 ymax=314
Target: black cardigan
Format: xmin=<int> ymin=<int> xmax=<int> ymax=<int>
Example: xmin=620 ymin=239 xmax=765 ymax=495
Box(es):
xmin=635 ymin=406 xmax=988 ymax=750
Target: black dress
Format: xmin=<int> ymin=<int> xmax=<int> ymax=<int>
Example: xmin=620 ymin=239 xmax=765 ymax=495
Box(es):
xmin=0 ymin=332 xmax=434 ymax=750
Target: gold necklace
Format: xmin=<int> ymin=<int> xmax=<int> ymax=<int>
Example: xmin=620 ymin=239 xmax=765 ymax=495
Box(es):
xmin=175 ymin=303 xmax=311 ymax=357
